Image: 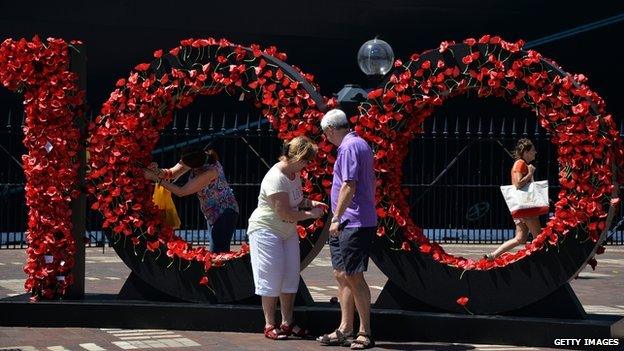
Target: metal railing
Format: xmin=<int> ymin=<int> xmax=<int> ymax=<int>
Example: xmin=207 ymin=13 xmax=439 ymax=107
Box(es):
xmin=1 ymin=105 xmax=623 ymax=249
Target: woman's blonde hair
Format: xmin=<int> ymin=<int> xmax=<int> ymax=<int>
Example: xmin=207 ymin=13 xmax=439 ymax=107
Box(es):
xmin=514 ymin=138 xmax=534 ymax=160
xmin=279 ymin=136 xmax=318 ymax=163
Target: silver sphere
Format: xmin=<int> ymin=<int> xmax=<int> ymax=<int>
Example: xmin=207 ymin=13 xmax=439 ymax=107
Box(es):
xmin=357 ymin=38 xmax=394 ymax=76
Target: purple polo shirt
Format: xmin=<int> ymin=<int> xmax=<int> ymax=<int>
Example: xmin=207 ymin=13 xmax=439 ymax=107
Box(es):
xmin=331 ymin=131 xmax=377 ymax=228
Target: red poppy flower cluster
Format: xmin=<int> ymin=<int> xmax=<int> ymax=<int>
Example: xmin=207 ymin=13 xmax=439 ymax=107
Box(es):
xmin=0 ymin=37 xmax=84 ymax=300
xmin=363 ymin=35 xmax=623 ymax=270
xmin=87 ymin=38 xmax=332 ymax=286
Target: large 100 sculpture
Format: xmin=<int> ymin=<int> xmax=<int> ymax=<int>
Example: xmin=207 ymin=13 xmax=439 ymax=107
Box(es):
xmin=0 ymin=35 xmax=622 ymax=317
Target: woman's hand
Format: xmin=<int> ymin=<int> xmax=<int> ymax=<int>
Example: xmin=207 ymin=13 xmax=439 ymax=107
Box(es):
xmin=527 ymin=164 xmax=536 ymax=181
xmin=311 ymin=201 xmax=329 ymax=212
xmin=147 ymin=162 xmax=166 ymax=179
xmin=308 ymin=207 xmax=324 ymax=219
xmin=143 ymin=168 xmax=159 ymax=181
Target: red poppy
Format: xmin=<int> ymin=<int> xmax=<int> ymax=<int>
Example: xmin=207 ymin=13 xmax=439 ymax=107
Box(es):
xmin=439 ymin=41 xmax=454 ymax=53
xmin=464 ymin=38 xmax=476 ymax=46
xmin=297 ymin=226 xmax=307 ymax=239
xmin=134 ymin=63 xmax=151 ymax=71
xmin=368 ymin=88 xmax=384 ymax=100
xmin=456 ymin=296 xmax=469 ymax=306
xmin=401 ymin=241 xmax=411 ymax=251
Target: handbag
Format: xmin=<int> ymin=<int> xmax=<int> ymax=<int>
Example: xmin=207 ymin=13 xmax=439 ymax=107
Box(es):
xmin=500 ymin=180 xmax=549 ymax=218
xmin=152 ymin=184 xmax=182 ymax=229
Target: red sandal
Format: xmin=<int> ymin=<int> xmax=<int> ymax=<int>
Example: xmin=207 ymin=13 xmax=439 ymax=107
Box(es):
xmin=280 ymin=322 xmax=311 ymax=339
xmin=264 ymin=324 xmax=288 ymax=340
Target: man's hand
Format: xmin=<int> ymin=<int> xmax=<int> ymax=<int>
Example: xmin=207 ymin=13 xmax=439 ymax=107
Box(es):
xmin=329 ymin=221 xmax=340 ymax=237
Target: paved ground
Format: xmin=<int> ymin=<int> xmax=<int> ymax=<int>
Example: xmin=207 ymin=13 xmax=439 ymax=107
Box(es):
xmin=1 ymin=244 xmax=623 ymax=350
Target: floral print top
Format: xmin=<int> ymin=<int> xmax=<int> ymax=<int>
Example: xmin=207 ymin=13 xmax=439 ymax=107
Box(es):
xmin=190 ymin=161 xmax=239 ymax=225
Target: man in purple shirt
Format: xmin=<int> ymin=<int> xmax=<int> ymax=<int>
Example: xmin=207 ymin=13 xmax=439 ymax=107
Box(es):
xmin=316 ymin=109 xmax=377 ymax=349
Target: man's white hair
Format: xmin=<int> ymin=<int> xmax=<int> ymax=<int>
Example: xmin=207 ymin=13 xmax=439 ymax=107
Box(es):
xmin=321 ymin=109 xmax=349 ymax=131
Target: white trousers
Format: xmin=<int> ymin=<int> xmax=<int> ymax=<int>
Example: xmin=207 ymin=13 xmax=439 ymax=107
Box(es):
xmin=248 ymin=229 xmax=300 ymax=297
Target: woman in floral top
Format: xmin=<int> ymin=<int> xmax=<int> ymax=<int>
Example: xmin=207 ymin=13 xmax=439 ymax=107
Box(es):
xmin=144 ymin=146 xmax=239 ymax=253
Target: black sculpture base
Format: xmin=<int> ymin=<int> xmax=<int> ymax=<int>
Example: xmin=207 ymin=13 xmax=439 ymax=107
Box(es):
xmin=118 ymin=272 xmax=185 ymax=302
xmin=375 ymin=280 xmax=587 ymax=319
xmin=117 ymin=272 xmax=314 ymax=306
xmin=1 ymin=294 xmax=622 ymax=350
xmin=504 ymin=283 xmax=586 ymax=319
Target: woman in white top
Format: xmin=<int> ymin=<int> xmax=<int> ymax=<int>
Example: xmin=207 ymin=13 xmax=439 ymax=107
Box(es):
xmin=247 ymin=136 xmax=328 ymax=340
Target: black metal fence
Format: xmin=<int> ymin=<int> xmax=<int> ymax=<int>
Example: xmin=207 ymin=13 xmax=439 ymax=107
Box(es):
xmin=1 ymin=98 xmax=623 ymax=249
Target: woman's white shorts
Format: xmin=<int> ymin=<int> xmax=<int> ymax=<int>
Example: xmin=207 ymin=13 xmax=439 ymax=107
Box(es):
xmin=248 ymin=229 xmax=300 ymax=297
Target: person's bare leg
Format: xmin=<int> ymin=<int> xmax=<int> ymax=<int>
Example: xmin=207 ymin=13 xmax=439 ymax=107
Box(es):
xmin=279 ymin=293 xmax=295 ymax=326
xmin=321 ymin=269 xmax=354 ymax=341
xmin=489 ymin=222 xmax=529 ymax=258
xmin=262 ymin=296 xmax=278 ymax=328
xmin=344 ymin=272 xmax=371 ymax=345
xmin=524 ymin=217 xmax=542 ymax=238
xmin=336 ymin=270 xmax=355 ymax=335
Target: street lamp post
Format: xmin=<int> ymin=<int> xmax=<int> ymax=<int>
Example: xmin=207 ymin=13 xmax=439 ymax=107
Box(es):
xmin=337 ymin=38 xmax=394 ymax=116
xmin=357 ymin=38 xmax=395 ymax=77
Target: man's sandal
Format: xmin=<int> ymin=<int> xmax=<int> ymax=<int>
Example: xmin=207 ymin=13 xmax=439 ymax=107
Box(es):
xmin=316 ymin=329 xmax=352 ymax=346
xmin=350 ymin=332 xmax=375 ymax=349
xmin=264 ymin=324 xmax=288 ymax=340
xmin=280 ymin=322 xmax=311 ymax=339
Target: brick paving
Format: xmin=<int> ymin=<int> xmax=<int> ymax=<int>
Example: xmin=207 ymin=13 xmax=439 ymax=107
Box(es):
xmin=1 ymin=244 xmax=623 ymax=350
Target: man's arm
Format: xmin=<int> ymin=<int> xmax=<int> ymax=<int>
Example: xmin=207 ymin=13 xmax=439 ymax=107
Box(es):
xmin=329 ymin=180 xmax=356 ymax=236
xmin=333 ymin=180 xmax=356 ymax=221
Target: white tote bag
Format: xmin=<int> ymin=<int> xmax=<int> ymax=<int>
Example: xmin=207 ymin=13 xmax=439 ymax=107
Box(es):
xmin=500 ymin=180 xmax=549 ymax=218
